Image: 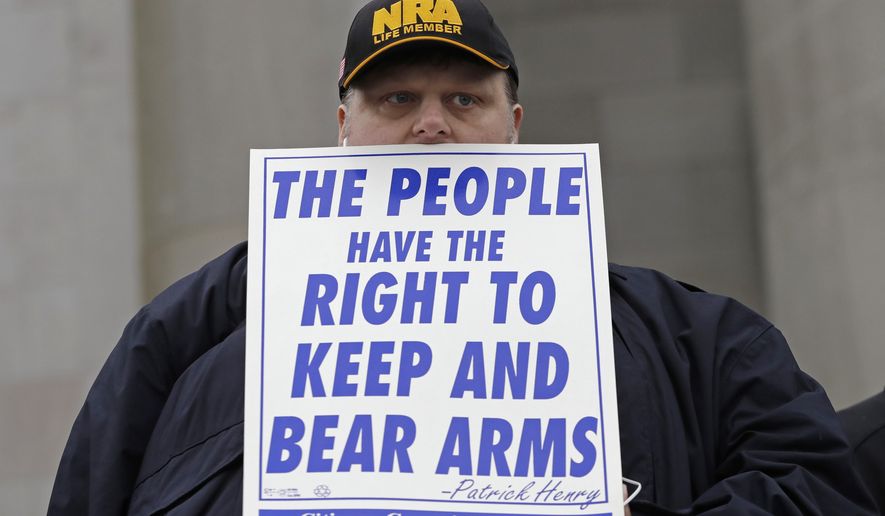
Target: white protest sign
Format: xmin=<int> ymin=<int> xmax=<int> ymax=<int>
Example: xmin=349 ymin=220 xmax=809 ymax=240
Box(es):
xmin=244 ymin=144 xmax=622 ymax=515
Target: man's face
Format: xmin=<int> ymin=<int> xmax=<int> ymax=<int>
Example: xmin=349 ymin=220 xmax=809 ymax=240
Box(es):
xmin=338 ymin=58 xmax=523 ymax=146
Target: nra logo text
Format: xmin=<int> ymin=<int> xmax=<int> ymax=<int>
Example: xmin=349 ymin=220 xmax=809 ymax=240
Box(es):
xmin=372 ymin=0 xmax=463 ymax=43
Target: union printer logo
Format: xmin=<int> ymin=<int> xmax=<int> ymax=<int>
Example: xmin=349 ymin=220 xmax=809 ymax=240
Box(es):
xmin=372 ymin=0 xmax=463 ymax=44
xmin=313 ymin=484 xmax=332 ymax=498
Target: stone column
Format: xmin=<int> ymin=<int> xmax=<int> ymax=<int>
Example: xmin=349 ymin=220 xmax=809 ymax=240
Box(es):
xmin=0 ymin=0 xmax=141 ymax=512
xmin=743 ymin=1 xmax=885 ymax=407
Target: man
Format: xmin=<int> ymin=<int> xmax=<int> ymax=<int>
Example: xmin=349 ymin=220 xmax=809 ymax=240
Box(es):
xmin=49 ymin=1 xmax=877 ymax=514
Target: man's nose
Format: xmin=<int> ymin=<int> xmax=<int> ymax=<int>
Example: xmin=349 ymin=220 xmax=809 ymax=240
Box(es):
xmin=411 ymin=100 xmax=451 ymax=143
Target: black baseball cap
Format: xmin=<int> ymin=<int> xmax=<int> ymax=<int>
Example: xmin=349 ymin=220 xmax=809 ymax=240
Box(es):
xmin=338 ymin=0 xmax=518 ymax=98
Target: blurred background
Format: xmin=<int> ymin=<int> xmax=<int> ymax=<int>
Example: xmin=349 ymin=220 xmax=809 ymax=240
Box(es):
xmin=2 ymin=0 xmax=883 ymax=513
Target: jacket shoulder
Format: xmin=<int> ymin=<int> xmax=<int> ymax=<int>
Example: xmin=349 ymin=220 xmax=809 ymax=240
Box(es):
xmin=608 ymin=262 xmax=772 ymax=348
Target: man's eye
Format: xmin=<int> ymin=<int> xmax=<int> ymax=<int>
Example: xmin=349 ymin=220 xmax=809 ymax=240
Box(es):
xmin=386 ymin=92 xmax=411 ymax=104
xmin=453 ymin=94 xmax=476 ymax=107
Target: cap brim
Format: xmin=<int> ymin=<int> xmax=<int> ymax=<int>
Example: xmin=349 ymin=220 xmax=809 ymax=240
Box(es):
xmin=342 ymin=35 xmax=510 ymax=89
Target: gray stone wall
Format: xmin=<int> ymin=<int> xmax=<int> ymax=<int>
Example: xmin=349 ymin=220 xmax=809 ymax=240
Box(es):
xmin=0 ymin=0 xmax=141 ymax=513
xmin=743 ymin=0 xmax=885 ymax=408
xmin=136 ymin=0 xmax=761 ymax=310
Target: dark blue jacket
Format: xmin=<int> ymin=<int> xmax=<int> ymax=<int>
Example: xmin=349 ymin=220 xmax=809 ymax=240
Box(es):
xmin=839 ymin=388 xmax=885 ymax=513
xmin=48 ymin=242 xmax=877 ymax=515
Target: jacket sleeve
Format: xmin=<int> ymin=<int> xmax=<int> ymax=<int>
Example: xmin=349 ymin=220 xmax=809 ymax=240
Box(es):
xmin=633 ymin=326 xmax=878 ymax=515
xmin=47 ymin=242 xmax=248 ymax=515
